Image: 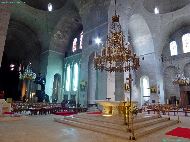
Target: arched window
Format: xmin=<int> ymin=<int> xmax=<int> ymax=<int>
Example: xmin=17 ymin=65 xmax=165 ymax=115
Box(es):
xmin=140 ymin=76 xmax=150 ymax=104
xmin=170 ymin=41 xmax=177 ymax=56
xmin=65 ymin=65 xmax=71 ymax=91
xmin=73 ymin=63 xmax=79 ymax=91
xmin=72 ymin=38 xmax=77 ymax=52
xmin=182 ymin=33 xmax=190 ymax=53
xmin=80 ymin=31 xmax=83 ymax=49
xmin=143 ymin=77 xmax=150 ymax=98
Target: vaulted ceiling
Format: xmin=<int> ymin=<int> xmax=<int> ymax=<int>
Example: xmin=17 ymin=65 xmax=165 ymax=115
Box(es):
xmin=143 ymin=0 xmax=190 ymax=14
xmin=20 ymin=0 xmax=68 ymax=11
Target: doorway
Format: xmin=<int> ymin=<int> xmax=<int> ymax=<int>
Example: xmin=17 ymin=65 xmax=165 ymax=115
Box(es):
xmin=187 ymin=91 xmax=190 ymax=105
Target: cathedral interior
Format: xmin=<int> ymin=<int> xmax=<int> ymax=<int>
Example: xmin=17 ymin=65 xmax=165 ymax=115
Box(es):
xmin=1 ymin=0 xmax=190 ymax=142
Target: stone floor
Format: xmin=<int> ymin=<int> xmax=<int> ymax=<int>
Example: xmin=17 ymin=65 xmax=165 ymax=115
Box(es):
xmin=0 ymin=114 xmax=190 ymax=142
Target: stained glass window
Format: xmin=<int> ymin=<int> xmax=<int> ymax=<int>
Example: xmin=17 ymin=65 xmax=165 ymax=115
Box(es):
xmin=73 ymin=63 xmax=79 ymax=91
xmin=170 ymin=41 xmax=177 ymax=56
xmin=182 ymin=33 xmax=190 ymax=53
xmin=80 ymin=31 xmax=83 ymax=49
xmin=72 ymin=38 xmax=77 ymax=52
xmin=66 ymin=65 xmax=70 ymax=91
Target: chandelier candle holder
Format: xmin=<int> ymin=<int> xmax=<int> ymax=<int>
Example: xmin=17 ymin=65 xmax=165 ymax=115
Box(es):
xmin=19 ymin=63 xmax=36 ymax=101
xmin=94 ymin=0 xmax=140 ymax=140
xmin=173 ymin=74 xmax=190 ymax=86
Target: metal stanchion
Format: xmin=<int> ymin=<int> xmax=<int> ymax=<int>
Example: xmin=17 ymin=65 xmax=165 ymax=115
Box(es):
xmin=129 ymin=112 xmax=136 ymax=140
xmin=123 ymin=101 xmax=127 ymax=125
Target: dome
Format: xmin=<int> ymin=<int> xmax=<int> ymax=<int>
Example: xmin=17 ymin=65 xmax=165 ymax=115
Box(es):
xmin=143 ymin=0 xmax=190 ymax=14
xmin=20 ymin=0 xmax=67 ymax=11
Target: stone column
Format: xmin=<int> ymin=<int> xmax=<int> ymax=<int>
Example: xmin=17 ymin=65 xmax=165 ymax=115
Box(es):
xmin=44 ymin=50 xmax=64 ymax=102
xmin=62 ymin=64 xmax=67 ymax=99
xmin=77 ymin=60 xmax=81 ymax=105
xmin=70 ymin=62 xmax=74 ymax=93
xmin=107 ymin=72 xmax=115 ymax=101
xmin=0 ymin=2 xmax=11 ymax=67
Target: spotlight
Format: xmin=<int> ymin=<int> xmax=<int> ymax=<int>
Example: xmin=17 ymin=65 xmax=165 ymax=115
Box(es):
xmin=10 ymin=64 xmax=15 ymax=68
xmin=95 ymin=37 xmax=102 ymax=45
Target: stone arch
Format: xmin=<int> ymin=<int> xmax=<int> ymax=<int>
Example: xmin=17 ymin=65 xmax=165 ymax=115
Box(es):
xmin=128 ymin=14 xmax=154 ymax=55
xmin=20 ymin=0 xmax=68 ymax=11
xmin=163 ymin=66 xmax=179 ymax=99
xmin=49 ymin=2 xmax=82 ymax=53
xmin=184 ymin=63 xmax=190 ymax=77
xmin=143 ymin=0 xmax=190 ymax=14
xmin=160 ymin=14 xmax=190 ymax=54
xmin=3 ymin=20 xmax=41 ymax=71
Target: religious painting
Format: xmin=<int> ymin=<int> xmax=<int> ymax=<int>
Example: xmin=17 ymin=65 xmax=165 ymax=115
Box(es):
xmin=80 ymin=80 xmax=87 ymax=91
xmin=150 ymin=86 xmax=157 ymax=94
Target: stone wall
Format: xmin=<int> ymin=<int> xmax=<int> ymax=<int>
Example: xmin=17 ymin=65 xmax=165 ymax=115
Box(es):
xmin=0 ymin=3 xmax=10 ymax=67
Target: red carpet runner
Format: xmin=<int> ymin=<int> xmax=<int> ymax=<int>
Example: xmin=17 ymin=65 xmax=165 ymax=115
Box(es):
xmin=86 ymin=112 xmax=102 ymax=115
xmin=54 ymin=112 xmax=77 ymax=116
xmin=166 ymin=127 xmax=190 ymax=139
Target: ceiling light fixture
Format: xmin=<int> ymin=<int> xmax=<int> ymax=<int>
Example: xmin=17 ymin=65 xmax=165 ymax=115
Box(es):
xmin=48 ymin=3 xmax=53 ymax=12
xmin=95 ymin=37 xmax=102 ymax=45
xmin=154 ymin=7 xmax=159 ymax=14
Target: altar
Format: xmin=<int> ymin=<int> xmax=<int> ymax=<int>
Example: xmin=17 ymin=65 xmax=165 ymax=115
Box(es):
xmin=96 ymin=100 xmax=138 ymax=116
xmin=0 ymin=99 xmax=11 ymax=116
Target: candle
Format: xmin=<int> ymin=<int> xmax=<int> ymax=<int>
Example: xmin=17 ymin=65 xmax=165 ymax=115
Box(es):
xmin=166 ymin=99 xmax=169 ymax=104
xmin=95 ymin=52 xmax=96 ymax=58
xmin=176 ymin=100 xmax=178 ymax=106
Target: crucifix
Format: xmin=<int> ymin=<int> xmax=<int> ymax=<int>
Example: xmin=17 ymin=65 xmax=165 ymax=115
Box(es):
xmin=126 ymin=72 xmax=133 ymax=106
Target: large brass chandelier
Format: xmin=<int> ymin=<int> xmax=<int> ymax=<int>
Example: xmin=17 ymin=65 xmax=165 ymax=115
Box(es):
xmin=173 ymin=74 xmax=190 ymax=86
xmin=93 ymin=1 xmax=140 ymax=139
xmin=94 ymin=5 xmax=140 ymax=73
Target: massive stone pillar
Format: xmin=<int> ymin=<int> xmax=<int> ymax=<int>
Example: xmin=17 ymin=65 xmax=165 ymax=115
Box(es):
xmin=107 ymin=72 xmax=115 ymax=101
xmin=0 ymin=2 xmax=11 ymax=67
xmin=79 ymin=0 xmax=111 ymax=107
xmin=41 ymin=50 xmax=64 ymax=102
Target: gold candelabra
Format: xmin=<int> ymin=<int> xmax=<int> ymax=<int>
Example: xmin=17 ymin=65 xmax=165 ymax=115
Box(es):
xmin=173 ymin=73 xmax=190 ymax=85
xmin=93 ymin=0 xmax=140 ymax=140
xmin=94 ymin=16 xmax=140 ymax=73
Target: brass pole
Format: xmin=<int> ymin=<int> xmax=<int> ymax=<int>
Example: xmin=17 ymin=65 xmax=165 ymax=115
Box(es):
xmin=129 ymin=114 xmax=136 ymax=140
xmin=126 ymin=72 xmax=133 ymax=132
xmin=129 ymin=73 xmax=132 ymax=107
xmin=123 ymin=101 xmax=127 ymax=125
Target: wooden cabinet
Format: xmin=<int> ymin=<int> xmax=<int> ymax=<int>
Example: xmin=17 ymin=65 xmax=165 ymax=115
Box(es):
xmin=179 ymin=85 xmax=190 ymax=107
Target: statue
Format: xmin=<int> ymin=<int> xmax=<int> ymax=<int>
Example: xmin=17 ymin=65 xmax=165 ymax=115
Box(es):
xmin=34 ymin=73 xmax=47 ymax=102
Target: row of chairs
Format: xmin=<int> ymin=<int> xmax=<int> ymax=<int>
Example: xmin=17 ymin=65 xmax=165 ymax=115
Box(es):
xmin=144 ymin=104 xmax=190 ymax=116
